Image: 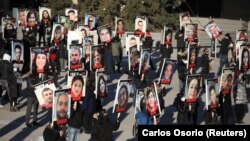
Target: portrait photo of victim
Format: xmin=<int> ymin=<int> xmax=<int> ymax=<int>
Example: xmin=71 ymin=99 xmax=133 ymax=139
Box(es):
xmin=18 ymin=9 xmax=26 ymax=27
xmin=32 ymin=51 xmax=48 ymax=73
xmin=11 ymin=42 xmax=24 ymax=64
xmin=134 ymin=89 xmax=144 ymax=116
xmin=219 ymin=71 xmax=233 ymax=95
xmin=70 ymin=75 xmax=84 ymax=101
xmin=135 ymin=17 xmax=147 ymax=35
xmin=69 ymin=45 xmax=83 ymax=70
xmin=184 ymin=23 xmax=198 ymax=43
xmin=204 ymin=20 xmax=221 ymax=39
xmin=85 ymin=14 xmax=96 ymax=30
xmin=35 ymin=80 xmax=56 ymax=109
xmin=129 ymin=46 xmax=140 ymax=70
xmin=240 ymin=47 xmax=250 ymax=71
xmin=51 ymin=24 xmax=64 ymax=44
xmin=162 ymin=27 xmax=173 ymax=45
xmin=145 ymin=85 xmax=161 ymax=117
xmin=39 ymin=7 xmax=51 ymax=22
xmin=179 ymin=12 xmax=191 ymax=29
xmin=236 ymin=30 xmax=248 ymax=42
xmin=2 ymin=18 xmax=16 ymax=39
xmin=91 ymin=45 xmax=104 ymax=70
xmin=115 ymin=17 xmax=125 ymax=35
xmin=187 ymin=45 xmax=198 ymax=69
xmin=53 ymin=89 xmax=71 ymax=125
xmin=139 ymin=50 xmax=150 ymax=74
xmin=65 ymin=8 xmax=78 ymax=22
xmin=96 ymin=72 xmax=107 ymax=98
xmin=159 ymin=59 xmax=176 ymax=85
xmin=205 ymin=79 xmax=219 ymax=110
xmin=114 ymin=82 xmax=129 ymax=113
xmin=125 ymin=35 xmax=140 ymax=52
xmin=26 ymin=10 xmax=37 ymax=28
xmin=185 ymin=75 xmax=201 ymax=103
xmin=97 ymin=24 xmax=112 ymax=43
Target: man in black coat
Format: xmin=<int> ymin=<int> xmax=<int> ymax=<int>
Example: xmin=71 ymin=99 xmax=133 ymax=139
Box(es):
xmin=90 ymin=109 xmax=120 ymax=141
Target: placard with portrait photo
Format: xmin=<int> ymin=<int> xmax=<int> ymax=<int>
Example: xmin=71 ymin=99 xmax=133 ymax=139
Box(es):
xmin=89 ymin=30 xmax=99 ymax=45
xmin=128 ymin=45 xmax=140 ymax=71
xmin=236 ymin=29 xmax=248 ymax=42
xmin=145 ymin=82 xmax=161 ymax=117
xmin=184 ymin=23 xmax=198 ymax=43
xmin=139 ymin=49 xmax=151 ymax=74
xmin=39 ymin=7 xmax=51 ymax=21
xmin=115 ymin=17 xmax=125 ymax=36
xmin=187 ymin=44 xmax=198 ymax=69
xmin=67 ymin=30 xmax=82 ymax=49
xmin=65 ymin=8 xmax=78 ymax=22
xmin=52 ymin=89 xmax=71 ymax=126
xmin=135 ymin=16 xmax=147 ymax=35
xmin=179 ymin=12 xmax=191 ymax=29
xmin=113 ymin=79 xmax=132 ymax=113
xmin=67 ymin=70 xmax=87 ymax=101
xmin=185 ymin=74 xmax=202 ymax=103
xmin=219 ymin=68 xmax=234 ymax=95
xmin=126 ymin=33 xmax=140 ymax=52
xmin=11 ymin=41 xmax=24 ymax=71
xmin=227 ymin=48 xmax=236 ymax=67
xmin=95 ymin=71 xmax=108 ymax=98
xmin=205 ymin=78 xmax=219 ymax=110
xmin=26 ymin=9 xmax=38 ymax=28
xmin=239 ymin=45 xmax=250 ymax=71
xmin=30 ymin=47 xmax=49 ymax=74
xmin=204 ymin=20 xmax=222 ymax=39
xmin=162 ymin=26 xmax=173 ymax=45
xmin=84 ymin=14 xmax=96 ymax=30
xmin=97 ymin=24 xmax=113 ymax=43
xmin=84 ymin=36 xmax=93 ymax=60
xmin=69 ymin=44 xmax=84 ymax=70
xmin=57 ymin=15 xmax=67 ymax=24
xmin=51 ymin=23 xmax=64 ymax=45
xmin=34 ymin=79 xmax=56 ymax=109
xmin=90 ymin=45 xmax=105 ymax=71
xmin=158 ymin=58 xmax=177 ymax=85
xmin=17 ymin=8 xmax=27 ymax=27
xmin=1 ymin=17 xmax=16 ymax=39
xmin=134 ymin=89 xmax=144 ymax=118
xmin=77 ymin=25 xmax=90 ymax=44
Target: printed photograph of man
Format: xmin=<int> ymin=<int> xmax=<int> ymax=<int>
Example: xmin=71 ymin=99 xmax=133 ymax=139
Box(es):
xmin=185 ymin=24 xmax=198 ymax=43
xmin=135 ymin=17 xmax=146 ymax=35
xmin=179 ymin=12 xmax=191 ymax=29
xmin=65 ymin=8 xmax=78 ymax=22
xmin=126 ymin=35 xmax=140 ymax=52
xmin=12 ymin=43 xmax=24 ymax=63
xmin=85 ymin=14 xmax=96 ymax=30
xmin=18 ymin=9 xmax=26 ymax=27
xmin=69 ymin=45 xmax=83 ymax=70
xmin=204 ymin=21 xmax=221 ymax=39
xmin=53 ymin=90 xmax=71 ymax=125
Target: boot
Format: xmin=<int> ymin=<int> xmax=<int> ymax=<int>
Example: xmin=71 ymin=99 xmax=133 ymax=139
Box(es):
xmin=13 ymin=105 xmax=19 ymax=112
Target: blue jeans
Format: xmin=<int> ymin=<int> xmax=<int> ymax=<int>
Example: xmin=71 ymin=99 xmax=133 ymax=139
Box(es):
xmin=218 ymin=54 xmax=227 ymax=75
xmin=68 ymin=126 xmax=80 ymax=141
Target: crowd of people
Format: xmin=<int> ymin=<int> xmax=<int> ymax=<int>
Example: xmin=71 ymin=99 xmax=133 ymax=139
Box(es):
xmin=0 ymin=3 xmax=249 ymax=141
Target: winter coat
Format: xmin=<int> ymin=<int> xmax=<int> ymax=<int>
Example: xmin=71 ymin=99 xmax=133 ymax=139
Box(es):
xmin=111 ymin=40 xmax=122 ymax=57
xmin=160 ymin=44 xmax=173 ymax=59
xmin=0 ymin=60 xmax=13 ymax=80
xmin=68 ymin=101 xmax=84 ymax=128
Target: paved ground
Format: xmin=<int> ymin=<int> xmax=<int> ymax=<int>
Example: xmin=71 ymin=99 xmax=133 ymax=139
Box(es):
xmin=1 ymin=38 xmax=250 ymax=141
